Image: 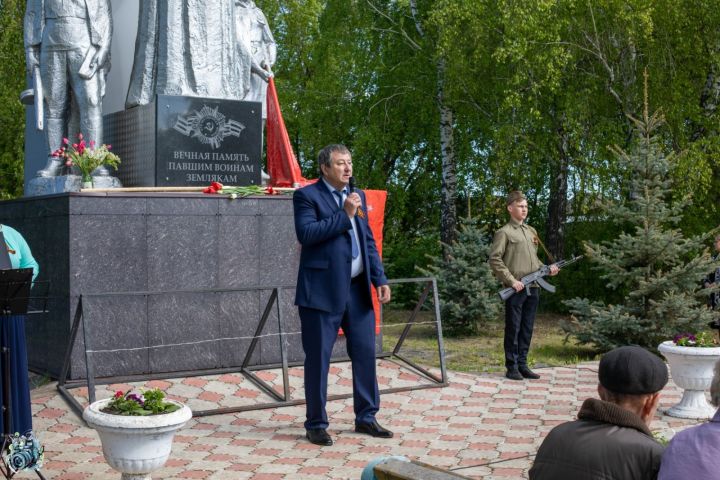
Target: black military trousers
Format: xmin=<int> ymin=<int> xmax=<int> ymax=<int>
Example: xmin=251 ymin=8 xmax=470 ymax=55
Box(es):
xmin=504 ymin=287 xmax=540 ymax=370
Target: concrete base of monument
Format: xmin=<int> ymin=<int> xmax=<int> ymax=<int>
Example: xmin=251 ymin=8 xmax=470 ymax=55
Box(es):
xmin=26 ymin=174 xmax=123 ymax=196
xmin=0 ymin=192 xmax=364 ymax=381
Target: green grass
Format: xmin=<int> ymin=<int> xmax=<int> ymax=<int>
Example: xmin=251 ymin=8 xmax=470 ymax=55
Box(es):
xmin=381 ymin=310 xmax=600 ymax=373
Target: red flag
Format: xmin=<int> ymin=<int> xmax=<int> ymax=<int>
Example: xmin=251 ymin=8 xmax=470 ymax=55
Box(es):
xmin=365 ymin=190 xmax=387 ymax=334
xmin=338 ymin=190 xmax=387 ymax=335
xmin=266 ymin=78 xmax=312 ymax=187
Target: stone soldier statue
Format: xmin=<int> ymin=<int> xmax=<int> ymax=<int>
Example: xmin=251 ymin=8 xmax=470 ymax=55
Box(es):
xmin=126 ymin=0 xmax=251 ymax=108
xmin=24 ymin=0 xmax=112 ymax=177
xmin=235 ymin=0 xmax=277 ymax=119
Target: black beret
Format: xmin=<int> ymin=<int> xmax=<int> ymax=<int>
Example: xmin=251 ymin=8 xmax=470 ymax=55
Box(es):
xmin=599 ymin=346 xmax=668 ymax=395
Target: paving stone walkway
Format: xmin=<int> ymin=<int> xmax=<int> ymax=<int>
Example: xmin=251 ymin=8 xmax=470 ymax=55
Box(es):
xmin=18 ymin=360 xmax=702 ymax=479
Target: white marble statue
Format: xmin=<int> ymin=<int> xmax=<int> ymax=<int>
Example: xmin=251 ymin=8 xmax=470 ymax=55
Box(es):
xmin=235 ymin=0 xmax=277 ymax=119
xmin=24 ymin=0 xmax=113 ymax=177
xmin=126 ymin=0 xmax=251 ymax=108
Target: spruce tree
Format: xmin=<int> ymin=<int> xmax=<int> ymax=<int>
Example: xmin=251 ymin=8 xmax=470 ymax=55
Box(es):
xmin=565 ymin=78 xmax=719 ymax=351
xmin=422 ymin=218 xmax=502 ymax=336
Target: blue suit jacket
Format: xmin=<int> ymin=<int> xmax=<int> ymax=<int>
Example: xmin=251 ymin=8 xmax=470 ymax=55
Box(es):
xmin=293 ymin=180 xmax=388 ymax=313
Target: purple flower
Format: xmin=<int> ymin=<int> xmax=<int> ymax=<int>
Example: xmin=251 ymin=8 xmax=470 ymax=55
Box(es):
xmin=125 ymin=393 xmax=145 ymax=406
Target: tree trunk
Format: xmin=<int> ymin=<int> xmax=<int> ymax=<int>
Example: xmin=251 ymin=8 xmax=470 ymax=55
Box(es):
xmin=437 ymin=58 xmax=457 ymax=257
xmin=546 ymin=118 xmax=570 ymax=261
xmin=692 ymin=54 xmax=720 ymax=141
xmin=408 ymin=0 xmax=457 ymax=258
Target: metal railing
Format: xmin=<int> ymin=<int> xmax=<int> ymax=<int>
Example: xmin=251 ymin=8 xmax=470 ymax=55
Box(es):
xmin=57 ymin=277 xmax=447 ymax=419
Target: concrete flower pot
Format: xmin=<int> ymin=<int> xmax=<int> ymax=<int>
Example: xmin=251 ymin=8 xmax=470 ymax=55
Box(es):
xmin=658 ymin=340 xmax=720 ymax=419
xmin=83 ymin=398 xmax=192 ymax=480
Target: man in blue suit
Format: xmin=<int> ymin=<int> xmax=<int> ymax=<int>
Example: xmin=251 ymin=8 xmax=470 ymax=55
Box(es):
xmin=294 ymin=144 xmax=392 ymax=446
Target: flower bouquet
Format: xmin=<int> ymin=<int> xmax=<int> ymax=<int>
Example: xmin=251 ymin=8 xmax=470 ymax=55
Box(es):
xmin=102 ymin=388 xmax=180 ymax=416
xmin=51 ymin=133 xmax=120 ymax=186
xmin=202 ymin=181 xmax=284 ymax=198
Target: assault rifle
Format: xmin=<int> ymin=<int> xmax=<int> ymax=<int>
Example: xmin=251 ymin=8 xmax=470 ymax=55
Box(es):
xmin=498 ymin=255 xmax=583 ymax=301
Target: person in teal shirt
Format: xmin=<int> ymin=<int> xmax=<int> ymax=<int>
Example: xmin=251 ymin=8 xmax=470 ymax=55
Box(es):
xmin=1 ymin=224 xmax=39 ymax=281
xmin=0 ymin=223 xmax=40 ymax=439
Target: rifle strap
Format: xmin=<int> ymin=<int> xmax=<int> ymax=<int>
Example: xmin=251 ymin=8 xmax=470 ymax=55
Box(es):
xmin=533 ymin=233 xmax=556 ymax=264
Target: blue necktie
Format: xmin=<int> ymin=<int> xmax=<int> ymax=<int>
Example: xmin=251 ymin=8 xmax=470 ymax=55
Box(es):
xmin=334 ymin=190 xmax=359 ymax=259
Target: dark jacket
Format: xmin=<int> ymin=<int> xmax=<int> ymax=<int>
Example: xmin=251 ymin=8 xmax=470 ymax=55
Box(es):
xmin=293 ymin=181 xmax=387 ymax=313
xmin=530 ymin=398 xmax=664 ymax=480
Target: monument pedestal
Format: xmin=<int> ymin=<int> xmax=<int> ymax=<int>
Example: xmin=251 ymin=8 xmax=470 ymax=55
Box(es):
xmin=0 ymin=193 xmax=353 ymax=380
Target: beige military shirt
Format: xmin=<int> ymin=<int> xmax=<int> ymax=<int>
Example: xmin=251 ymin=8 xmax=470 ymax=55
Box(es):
xmin=488 ymin=219 xmax=543 ymax=287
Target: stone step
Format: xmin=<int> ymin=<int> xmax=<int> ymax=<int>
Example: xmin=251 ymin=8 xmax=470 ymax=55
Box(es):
xmin=374 ymin=459 xmax=473 ymax=480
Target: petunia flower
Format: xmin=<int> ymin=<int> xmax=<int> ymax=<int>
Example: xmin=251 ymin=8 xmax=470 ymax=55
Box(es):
xmin=126 ymin=393 xmax=145 ymax=406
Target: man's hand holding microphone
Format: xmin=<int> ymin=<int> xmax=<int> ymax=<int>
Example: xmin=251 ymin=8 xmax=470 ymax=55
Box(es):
xmin=344 ymin=177 xmax=391 ymax=304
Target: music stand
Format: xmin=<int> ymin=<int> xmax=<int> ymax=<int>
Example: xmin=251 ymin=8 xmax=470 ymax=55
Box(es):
xmin=0 ymin=269 xmax=46 ymax=479
xmin=0 ymin=269 xmax=31 ymax=316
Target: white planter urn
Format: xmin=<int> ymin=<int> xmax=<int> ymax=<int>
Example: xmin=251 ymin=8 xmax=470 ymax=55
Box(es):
xmin=658 ymin=341 xmax=720 ymax=419
xmin=83 ymin=398 xmax=193 ymax=480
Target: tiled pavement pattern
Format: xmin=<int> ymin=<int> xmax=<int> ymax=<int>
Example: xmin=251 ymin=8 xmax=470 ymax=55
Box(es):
xmin=24 ymin=360 xmax=700 ymax=479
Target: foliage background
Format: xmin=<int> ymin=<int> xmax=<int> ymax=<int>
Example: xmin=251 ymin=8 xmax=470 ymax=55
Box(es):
xmin=0 ymin=0 xmax=26 ymax=199
xmin=1 ymin=0 xmax=719 ymax=329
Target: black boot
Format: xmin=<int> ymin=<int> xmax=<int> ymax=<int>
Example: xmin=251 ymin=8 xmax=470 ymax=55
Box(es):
xmin=519 ymin=366 xmax=540 ymax=379
xmin=505 ymin=368 xmax=523 ymax=381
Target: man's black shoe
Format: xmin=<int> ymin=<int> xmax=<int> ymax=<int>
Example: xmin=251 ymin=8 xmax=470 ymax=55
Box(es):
xmin=306 ymin=428 xmax=333 ymax=446
xmin=519 ymin=366 xmax=541 ymax=379
xmin=355 ymin=421 xmax=393 ymax=438
xmin=505 ymin=369 xmax=523 ymax=381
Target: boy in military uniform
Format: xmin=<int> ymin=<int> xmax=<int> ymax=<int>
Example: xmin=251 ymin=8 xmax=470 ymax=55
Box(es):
xmin=489 ymin=191 xmax=557 ymax=380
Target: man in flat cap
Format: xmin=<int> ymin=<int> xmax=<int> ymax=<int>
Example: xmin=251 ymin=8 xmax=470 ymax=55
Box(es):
xmin=529 ymin=346 xmax=668 ymax=480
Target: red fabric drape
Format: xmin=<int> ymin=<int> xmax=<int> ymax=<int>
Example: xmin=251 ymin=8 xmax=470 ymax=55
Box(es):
xmin=266 ymin=78 xmax=312 ymax=187
xmin=267 ymin=79 xmax=387 ymax=333
xmin=365 ymin=190 xmax=387 ymax=334
xmin=337 ymin=190 xmax=387 ymax=336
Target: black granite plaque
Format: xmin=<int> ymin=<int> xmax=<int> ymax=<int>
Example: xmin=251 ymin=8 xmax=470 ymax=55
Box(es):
xmin=158 ymin=96 xmax=261 ymax=186
xmin=104 ymin=95 xmax=262 ymax=187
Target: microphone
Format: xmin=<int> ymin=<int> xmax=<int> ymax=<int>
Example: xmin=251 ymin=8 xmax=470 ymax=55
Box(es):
xmin=347 ymin=176 xmax=364 ymax=218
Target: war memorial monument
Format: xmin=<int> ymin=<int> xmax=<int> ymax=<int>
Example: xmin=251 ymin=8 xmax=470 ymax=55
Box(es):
xmin=0 ymin=1 xmax=338 ymax=381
